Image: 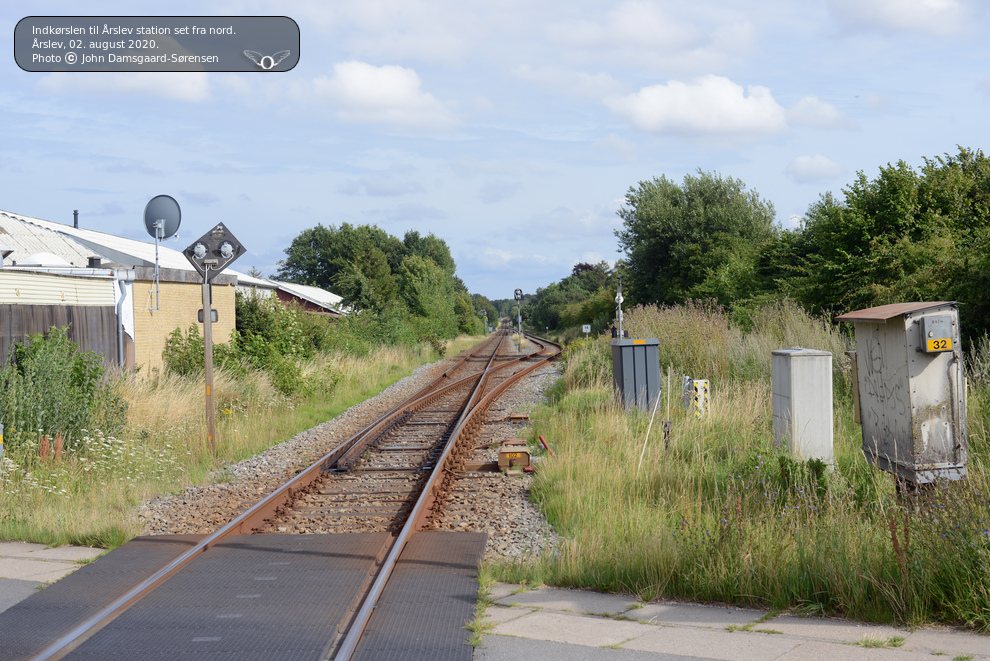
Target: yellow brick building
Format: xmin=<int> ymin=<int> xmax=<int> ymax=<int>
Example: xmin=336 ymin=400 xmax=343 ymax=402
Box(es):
xmin=130 ymin=266 xmax=236 ymax=372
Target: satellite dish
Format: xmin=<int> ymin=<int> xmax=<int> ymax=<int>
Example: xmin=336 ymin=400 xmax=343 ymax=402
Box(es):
xmin=144 ymin=195 xmax=181 ymax=240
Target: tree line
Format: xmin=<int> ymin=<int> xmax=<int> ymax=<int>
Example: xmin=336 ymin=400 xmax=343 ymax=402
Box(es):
xmin=275 ymin=223 xmax=486 ymax=345
xmin=521 ymin=146 xmax=990 ymax=345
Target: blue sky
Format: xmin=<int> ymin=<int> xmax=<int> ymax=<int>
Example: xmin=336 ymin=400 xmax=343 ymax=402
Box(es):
xmin=3 ymin=1 xmax=989 ymax=299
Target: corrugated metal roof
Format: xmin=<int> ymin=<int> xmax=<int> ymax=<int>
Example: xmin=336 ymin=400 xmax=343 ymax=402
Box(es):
xmin=1 ymin=209 xmax=192 ymax=270
xmin=232 ymin=271 xmax=277 ymax=289
xmin=834 ymin=302 xmax=957 ymax=323
xmin=0 ymin=212 xmax=102 ymax=268
xmin=230 ymin=272 xmax=345 ymax=313
xmin=277 ymin=281 xmax=344 ymax=308
xmin=1 ymin=207 xmax=346 ymax=311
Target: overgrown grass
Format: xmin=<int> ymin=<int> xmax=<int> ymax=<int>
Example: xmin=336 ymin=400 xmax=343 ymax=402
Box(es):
xmin=0 ymin=337 xmax=480 ymax=547
xmin=488 ymin=300 xmax=990 ymax=631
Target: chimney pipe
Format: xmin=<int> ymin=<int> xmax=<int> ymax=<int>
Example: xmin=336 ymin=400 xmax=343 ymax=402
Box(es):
xmin=73 ymin=210 xmax=79 ymax=228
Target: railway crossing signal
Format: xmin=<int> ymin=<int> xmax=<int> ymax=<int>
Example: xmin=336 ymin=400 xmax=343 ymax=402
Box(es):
xmin=183 ymin=222 xmax=246 ymax=453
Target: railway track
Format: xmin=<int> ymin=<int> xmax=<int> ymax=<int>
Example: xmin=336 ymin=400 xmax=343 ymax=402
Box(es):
xmin=25 ymin=325 xmax=560 ymax=661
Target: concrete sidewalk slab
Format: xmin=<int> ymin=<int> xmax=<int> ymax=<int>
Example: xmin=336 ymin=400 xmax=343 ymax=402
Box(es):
xmin=0 ymin=557 xmax=79 ymax=583
xmin=491 ymin=609 xmax=647 ymax=647
xmin=774 ymin=639 xmax=935 ymax=661
xmin=628 ymin=602 xmax=765 ymax=629
xmin=493 ymin=585 xmax=641 ymax=615
xmin=12 ymin=545 xmax=103 ymax=563
xmin=475 ymin=634 xmax=698 ymax=661
xmin=483 ymin=604 xmax=536 ymax=625
xmin=485 ymin=582 xmax=524 ymax=601
xmin=765 ymin=615 xmax=905 ymax=642
xmin=0 ymin=541 xmax=106 ymax=615
xmin=622 ymin=624 xmax=801 ymax=660
xmin=902 ymin=628 xmax=990 ymax=658
xmin=0 ymin=541 xmax=103 ymax=565
xmin=0 ymin=578 xmax=41 ymax=614
xmin=476 ymin=583 xmax=990 ymax=661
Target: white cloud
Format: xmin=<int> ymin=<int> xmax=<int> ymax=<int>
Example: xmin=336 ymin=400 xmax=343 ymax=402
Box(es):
xmin=514 ymin=65 xmax=627 ymax=99
xmin=550 ymin=1 xmax=705 ymax=52
xmin=36 ymin=72 xmax=210 ymax=102
xmin=604 ymin=75 xmax=787 ymax=141
xmin=788 ymin=96 xmax=852 ymax=128
xmin=829 ymin=0 xmax=968 ymax=35
xmin=313 ymin=61 xmax=456 ymax=131
xmin=786 ymin=155 xmax=846 ymax=183
xmin=547 ymin=1 xmax=756 ymax=73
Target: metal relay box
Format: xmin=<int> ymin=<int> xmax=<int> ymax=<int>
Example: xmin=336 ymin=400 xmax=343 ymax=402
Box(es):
xmin=611 ymin=338 xmax=661 ymax=412
xmin=835 ymin=302 xmax=967 ymax=483
xmin=772 ymin=348 xmax=833 ymax=465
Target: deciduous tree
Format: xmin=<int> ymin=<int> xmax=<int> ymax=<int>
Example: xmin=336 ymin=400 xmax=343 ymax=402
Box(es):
xmin=615 ymin=170 xmax=777 ymax=306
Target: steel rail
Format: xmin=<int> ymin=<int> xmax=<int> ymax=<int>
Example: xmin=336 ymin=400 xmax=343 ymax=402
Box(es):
xmin=331 ymin=332 xmax=560 ymax=660
xmin=417 ymin=331 xmax=561 ymax=528
xmin=29 ymin=333 xmax=507 ymax=661
xmin=31 ymin=327 xmax=553 ymax=660
xmin=330 ymin=331 xmax=510 ymax=660
xmin=335 ymin=331 xmax=550 ymax=470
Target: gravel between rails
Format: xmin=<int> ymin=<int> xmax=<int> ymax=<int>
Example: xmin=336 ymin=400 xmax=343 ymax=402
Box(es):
xmin=137 ymin=348 xmax=562 ymax=563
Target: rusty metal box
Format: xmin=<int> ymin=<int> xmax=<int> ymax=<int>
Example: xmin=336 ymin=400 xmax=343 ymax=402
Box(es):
xmin=498 ymin=442 xmax=530 ymax=469
xmin=835 ymin=302 xmax=967 ymax=483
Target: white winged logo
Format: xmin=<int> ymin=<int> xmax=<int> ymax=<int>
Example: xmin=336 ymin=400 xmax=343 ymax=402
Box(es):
xmin=243 ymin=50 xmax=291 ymax=70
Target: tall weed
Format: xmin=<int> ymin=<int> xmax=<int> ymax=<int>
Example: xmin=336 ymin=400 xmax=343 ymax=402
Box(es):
xmin=0 ymin=327 xmax=127 ymax=450
xmin=490 ymin=300 xmax=989 ymax=630
xmin=0 ymin=334 xmax=466 ymax=546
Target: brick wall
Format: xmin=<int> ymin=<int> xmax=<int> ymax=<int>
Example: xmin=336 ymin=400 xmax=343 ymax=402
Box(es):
xmin=131 ymin=279 xmax=235 ymax=372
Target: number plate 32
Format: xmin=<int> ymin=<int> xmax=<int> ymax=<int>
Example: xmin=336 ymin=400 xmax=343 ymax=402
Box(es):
xmin=926 ymin=338 xmax=953 ymax=352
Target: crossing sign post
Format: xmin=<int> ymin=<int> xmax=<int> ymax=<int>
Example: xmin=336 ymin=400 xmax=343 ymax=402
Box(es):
xmin=183 ymin=223 xmax=245 ymax=453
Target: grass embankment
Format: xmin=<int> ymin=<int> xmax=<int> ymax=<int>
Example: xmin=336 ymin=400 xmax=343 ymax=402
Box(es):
xmin=0 ymin=336 xmax=482 ymax=549
xmin=490 ymin=301 xmax=990 ymax=631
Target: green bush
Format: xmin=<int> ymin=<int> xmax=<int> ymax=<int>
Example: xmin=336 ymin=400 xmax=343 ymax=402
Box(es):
xmin=161 ymin=290 xmax=459 ymax=398
xmin=266 ymin=354 xmax=304 ymax=396
xmin=0 ymin=326 xmax=127 ymax=449
xmin=235 ymin=292 xmax=312 ymax=359
xmin=162 ymin=326 xmax=205 ymax=376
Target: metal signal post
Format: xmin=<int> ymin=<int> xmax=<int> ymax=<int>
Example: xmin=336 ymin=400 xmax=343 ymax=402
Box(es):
xmin=202 ymin=269 xmax=215 ymax=451
xmin=183 ymin=223 xmax=245 ymax=453
xmin=514 ymin=288 xmax=523 ymax=339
